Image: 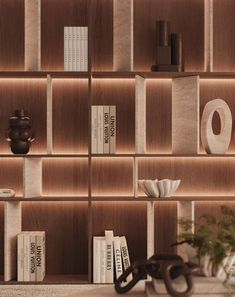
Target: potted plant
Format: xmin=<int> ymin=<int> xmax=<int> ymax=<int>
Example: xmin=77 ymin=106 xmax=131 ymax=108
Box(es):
xmin=175 ymin=205 xmax=235 ymax=283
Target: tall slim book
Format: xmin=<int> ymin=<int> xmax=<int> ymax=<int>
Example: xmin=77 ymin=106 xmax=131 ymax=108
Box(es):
xmin=97 ymin=106 xmax=104 ymax=154
xmin=120 ymin=236 xmax=132 ymax=282
xmin=64 ymin=27 xmax=69 ymax=71
xmin=68 ymin=27 xmax=73 ymax=71
xmin=80 ymin=27 xmax=84 ymax=71
xmin=105 ymin=230 xmax=114 ymax=283
xmin=100 ymin=238 xmax=106 ymax=283
xmin=113 ymin=236 xmax=123 ymax=280
xmin=24 ymin=232 xmax=30 ymax=282
xmin=72 ymin=27 xmax=77 ymax=71
xmin=91 ymin=106 xmax=98 ymax=153
xmin=93 ymin=237 xmax=101 ymax=283
xmin=83 ymin=26 xmax=88 ymax=71
xmin=109 ymin=106 xmax=116 ymax=153
xmin=76 ymin=27 xmax=81 ymax=71
xmin=17 ymin=232 xmax=25 ymax=281
xmin=29 ymin=234 xmax=36 ymax=281
xmin=103 ymin=106 xmax=110 ymax=153
xmin=35 ymin=231 xmax=45 ymax=281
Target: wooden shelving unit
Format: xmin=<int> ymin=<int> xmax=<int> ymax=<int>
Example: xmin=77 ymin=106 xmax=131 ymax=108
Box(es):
xmin=0 ymin=0 xmax=235 ymax=285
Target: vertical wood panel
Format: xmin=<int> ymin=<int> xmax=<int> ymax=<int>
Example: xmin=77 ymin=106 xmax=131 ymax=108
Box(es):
xmin=0 ymin=79 xmax=47 ymax=154
xmin=92 ymin=79 xmax=135 ymax=153
xmin=0 ymin=203 xmax=4 ymax=276
xmin=134 ymin=0 xmax=204 ymax=71
xmin=41 ymin=0 xmax=88 ymax=70
xmin=52 ymin=79 xmax=89 ymax=154
xmin=23 ymin=158 xmax=42 ymax=198
xmin=0 ymin=0 xmax=24 ymax=70
xmin=92 ymin=201 xmax=147 ymax=262
xmin=22 ymin=202 xmax=88 ymax=275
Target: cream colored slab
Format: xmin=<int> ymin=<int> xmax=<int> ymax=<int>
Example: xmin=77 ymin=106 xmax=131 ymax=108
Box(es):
xmin=113 ymin=0 xmax=133 ymax=71
xmin=47 ymin=75 xmax=53 ymax=154
xmin=147 ymin=201 xmax=155 ymax=259
xmin=204 ymin=0 xmax=213 ymax=72
xmin=135 ymin=75 xmax=146 ymax=154
xmin=25 ymin=0 xmax=41 ymax=71
xmin=23 ymin=158 xmax=42 ymax=198
xmin=172 ymin=76 xmax=199 ymax=154
xmin=177 ymin=201 xmax=195 ymax=261
xmin=4 ymin=202 xmax=22 ymax=281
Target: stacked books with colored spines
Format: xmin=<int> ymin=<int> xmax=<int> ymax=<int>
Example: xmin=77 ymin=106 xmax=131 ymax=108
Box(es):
xmin=93 ymin=230 xmax=132 ymax=283
xmin=64 ymin=26 xmax=88 ymax=71
xmin=91 ymin=106 xmax=116 ymax=154
xmin=17 ymin=231 xmax=45 ymax=282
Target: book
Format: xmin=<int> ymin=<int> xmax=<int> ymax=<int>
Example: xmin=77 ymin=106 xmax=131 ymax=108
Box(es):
xmin=76 ymin=27 xmax=81 ymax=71
xmin=97 ymin=106 xmax=104 ymax=154
xmin=109 ymin=106 xmax=116 ymax=154
xmin=100 ymin=238 xmax=106 ymax=283
xmin=35 ymin=231 xmax=46 ymax=281
xmin=72 ymin=27 xmax=76 ymax=71
xmin=24 ymin=232 xmax=30 ymax=281
xmin=105 ymin=230 xmax=114 ymax=283
xmin=103 ymin=106 xmax=110 ymax=153
xmin=113 ymin=236 xmax=123 ymax=280
xmin=93 ymin=237 xmax=101 ymax=283
xmin=120 ymin=236 xmax=132 ymax=282
xmin=80 ymin=27 xmax=84 ymax=71
xmin=29 ymin=234 xmax=36 ymax=281
xmin=83 ymin=26 xmax=88 ymax=71
xmin=17 ymin=232 xmax=25 ymax=281
xmin=64 ymin=27 xmax=68 ymax=71
xmin=91 ymin=106 xmax=98 ymax=153
xmin=68 ymin=27 xmax=73 ymax=71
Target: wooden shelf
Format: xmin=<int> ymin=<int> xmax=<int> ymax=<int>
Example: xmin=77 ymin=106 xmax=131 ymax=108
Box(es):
xmin=0 ymin=154 xmax=88 ymax=158
xmin=0 ymin=196 xmax=88 ymax=202
xmin=0 ymin=71 xmax=89 ymax=78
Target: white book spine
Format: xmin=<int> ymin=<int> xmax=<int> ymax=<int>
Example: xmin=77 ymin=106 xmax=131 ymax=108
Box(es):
xmin=80 ymin=27 xmax=84 ymax=71
xmin=17 ymin=234 xmax=24 ymax=281
xmin=68 ymin=27 xmax=72 ymax=71
xmin=36 ymin=232 xmax=45 ymax=281
xmin=97 ymin=106 xmax=104 ymax=154
xmin=72 ymin=27 xmax=76 ymax=71
xmin=109 ymin=106 xmax=116 ymax=154
xmin=84 ymin=26 xmax=88 ymax=71
xmin=105 ymin=230 xmax=114 ymax=283
xmin=91 ymin=106 xmax=98 ymax=154
xmin=100 ymin=238 xmax=106 ymax=283
xmin=64 ymin=27 xmax=69 ymax=71
xmin=103 ymin=106 xmax=110 ymax=154
xmin=113 ymin=236 xmax=123 ymax=280
xmin=24 ymin=233 xmax=30 ymax=281
xmin=76 ymin=27 xmax=81 ymax=71
xmin=93 ymin=237 xmax=101 ymax=283
xmin=120 ymin=236 xmax=132 ymax=282
xmin=29 ymin=234 xmax=36 ymax=281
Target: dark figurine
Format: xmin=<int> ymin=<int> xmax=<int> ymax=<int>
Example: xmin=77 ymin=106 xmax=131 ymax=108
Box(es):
xmin=5 ymin=109 xmax=35 ymax=154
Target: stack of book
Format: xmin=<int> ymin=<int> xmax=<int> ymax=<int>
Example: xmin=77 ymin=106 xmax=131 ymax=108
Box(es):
xmin=64 ymin=26 xmax=88 ymax=71
xmin=91 ymin=106 xmax=116 ymax=154
xmin=17 ymin=231 xmax=45 ymax=282
xmin=93 ymin=230 xmax=131 ymax=283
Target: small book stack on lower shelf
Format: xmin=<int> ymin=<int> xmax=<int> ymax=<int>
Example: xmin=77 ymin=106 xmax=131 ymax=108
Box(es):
xmin=17 ymin=231 xmax=46 ymax=282
xmin=93 ymin=230 xmax=131 ymax=283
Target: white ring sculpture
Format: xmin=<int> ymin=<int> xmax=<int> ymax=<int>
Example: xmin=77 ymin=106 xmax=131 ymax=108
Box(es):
xmin=201 ymin=99 xmax=232 ymax=154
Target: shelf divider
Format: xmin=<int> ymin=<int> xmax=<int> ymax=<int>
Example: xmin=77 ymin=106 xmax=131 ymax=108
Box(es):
xmin=147 ymin=201 xmax=155 ymax=259
xmin=25 ymin=0 xmax=41 ymax=71
xmin=204 ymin=0 xmax=213 ymax=72
xmin=23 ymin=158 xmax=42 ymax=198
xmin=4 ymin=202 xmax=22 ymax=281
xmin=113 ymin=0 xmax=133 ymax=71
xmin=172 ymin=76 xmax=200 ymax=154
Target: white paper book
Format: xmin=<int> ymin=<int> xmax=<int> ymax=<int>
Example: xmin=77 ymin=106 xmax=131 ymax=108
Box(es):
xmin=97 ymin=106 xmax=104 ymax=154
xmin=109 ymin=106 xmax=116 ymax=154
xmin=105 ymin=230 xmax=114 ymax=283
xmin=36 ymin=231 xmax=45 ymax=281
xmin=103 ymin=106 xmax=110 ymax=153
xmin=17 ymin=233 xmax=24 ymax=281
xmin=93 ymin=237 xmax=101 ymax=283
xmin=113 ymin=236 xmax=123 ymax=280
xmin=84 ymin=26 xmax=88 ymax=71
xmin=64 ymin=27 xmax=69 ymax=71
xmin=72 ymin=27 xmax=76 ymax=71
xmin=24 ymin=232 xmax=30 ymax=282
xmin=120 ymin=236 xmax=132 ymax=282
xmin=91 ymin=106 xmax=98 ymax=153
xmin=100 ymin=238 xmax=106 ymax=283
xmin=68 ymin=27 xmax=73 ymax=71
xmin=80 ymin=27 xmax=84 ymax=71
xmin=76 ymin=27 xmax=81 ymax=71
xmin=29 ymin=234 xmax=36 ymax=281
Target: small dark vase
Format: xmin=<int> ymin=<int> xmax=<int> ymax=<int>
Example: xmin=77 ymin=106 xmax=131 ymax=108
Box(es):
xmin=6 ymin=109 xmax=35 ymax=154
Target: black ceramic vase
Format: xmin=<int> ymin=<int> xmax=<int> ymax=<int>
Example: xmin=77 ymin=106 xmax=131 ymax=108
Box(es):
xmin=5 ymin=109 xmax=35 ymax=154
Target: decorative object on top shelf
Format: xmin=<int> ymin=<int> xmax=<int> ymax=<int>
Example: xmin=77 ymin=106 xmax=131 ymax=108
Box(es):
xmin=151 ymin=20 xmax=183 ymax=72
xmin=138 ymin=179 xmax=181 ymax=198
xmin=6 ymin=109 xmax=35 ymax=154
xmin=0 ymin=189 xmax=15 ymax=198
xmin=175 ymin=205 xmax=235 ymax=282
xmin=201 ymin=99 xmax=232 ymax=154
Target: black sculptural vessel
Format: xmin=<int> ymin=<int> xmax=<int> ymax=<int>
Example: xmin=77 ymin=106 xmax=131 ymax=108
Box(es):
xmin=6 ymin=109 xmax=35 ymax=154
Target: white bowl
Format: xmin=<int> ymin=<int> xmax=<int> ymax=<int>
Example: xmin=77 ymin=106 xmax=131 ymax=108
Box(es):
xmin=138 ymin=179 xmax=181 ymax=198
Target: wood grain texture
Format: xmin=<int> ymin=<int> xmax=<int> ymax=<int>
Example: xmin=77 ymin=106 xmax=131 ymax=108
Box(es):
xmin=213 ymin=0 xmax=235 ymax=71
xmin=172 ymin=76 xmax=199 ymax=154
xmin=92 ymin=79 xmax=135 ymax=153
xmin=113 ymin=0 xmax=133 ymax=71
xmin=0 ymin=79 xmax=47 ymax=154
xmin=146 ymin=80 xmax=172 ymax=154
xmin=90 ymin=0 xmax=113 ymax=71
xmin=138 ymin=157 xmax=235 ymax=197
xmin=135 ymin=75 xmax=146 ymax=153
xmin=42 ymin=158 xmax=88 ymax=197
xmin=41 ymin=0 xmax=88 ymax=70
xmin=134 ymin=0 xmax=204 ymax=71
xmin=154 ymin=202 xmax=177 ymax=254
xmin=204 ymin=0 xmax=213 ymax=71
xmin=200 ymin=80 xmax=235 ymax=153
xmin=22 ymin=202 xmax=88 ymax=275
xmin=52 ymin=79 xmax=89 ymax=154
xmin=4 ymin=202 xmax=21 ymax=281
xmin=25 ymin=0 xmax=41 ymax=71
xmin=92 ymin=201 xmax=147 ymax=262
xmin=47 ymin=75 xmax=53 ymax=154
xmin=0 ymin=203 xmax=4 ymax=275
xmin=23 ymin=158 xmax=42 ymax=198
xmin=0 ymin=0 xmax=24 ymax=70
xmin=91 ymin=157 xmax=133 ymax=196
